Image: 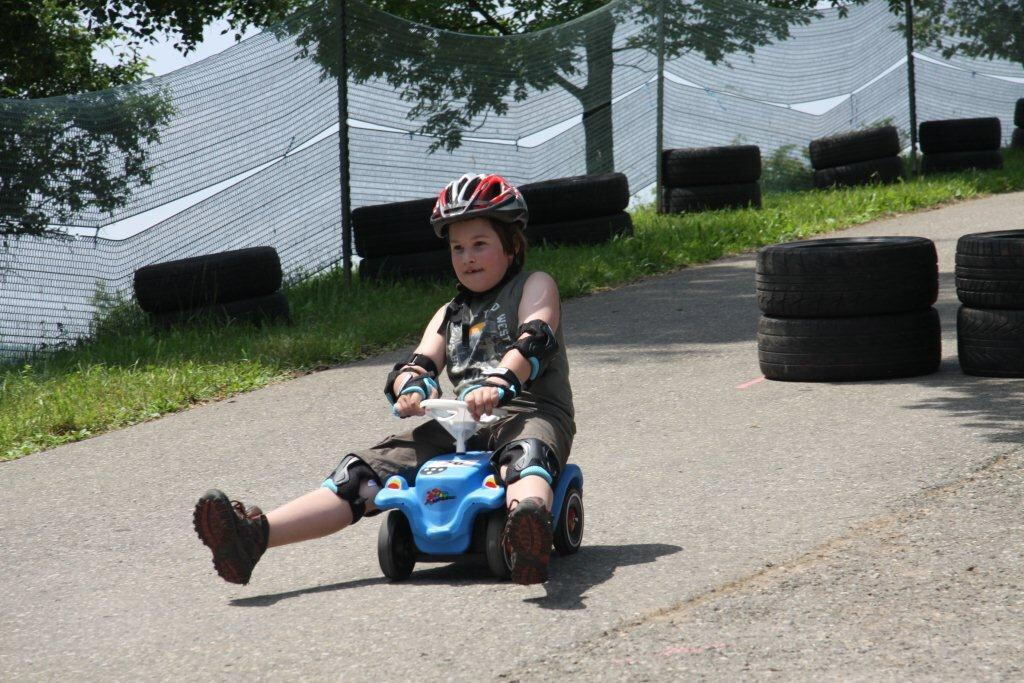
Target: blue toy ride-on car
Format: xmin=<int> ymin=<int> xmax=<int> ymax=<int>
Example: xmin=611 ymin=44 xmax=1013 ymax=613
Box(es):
xmin=374 ymin=399 xmax=584 ymax=580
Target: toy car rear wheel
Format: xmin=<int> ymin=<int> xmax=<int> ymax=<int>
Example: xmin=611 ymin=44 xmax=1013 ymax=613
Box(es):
xmin=484 ymin=508 xmax=511 ymax=580
xmin=553 ymin=486 xmax=584 ymax=555
xmin=378 ymin=510 xmax=417 ymax=580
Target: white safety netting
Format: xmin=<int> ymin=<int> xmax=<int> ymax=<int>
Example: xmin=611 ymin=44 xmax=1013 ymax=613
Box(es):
xmin=0 ymin=0 xmax=1020 ymax=356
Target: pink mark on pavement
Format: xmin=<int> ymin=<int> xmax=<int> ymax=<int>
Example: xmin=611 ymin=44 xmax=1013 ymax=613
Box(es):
xmin=736 ymin=376 xmax=766 ymax=390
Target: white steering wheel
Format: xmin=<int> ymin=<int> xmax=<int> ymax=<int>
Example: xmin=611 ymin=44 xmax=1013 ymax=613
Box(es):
xmin=420 ymin=399 xmax=506 ymax=453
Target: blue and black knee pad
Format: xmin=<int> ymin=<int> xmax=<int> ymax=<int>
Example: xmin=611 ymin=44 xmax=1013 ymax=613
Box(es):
xmin=321 ymin=455 xmax=382 ymax=523
xmin=492 ymin=438 xmax=560 ymax=487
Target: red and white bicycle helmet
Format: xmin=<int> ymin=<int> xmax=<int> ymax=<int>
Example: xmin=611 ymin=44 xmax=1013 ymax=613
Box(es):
xmin=430 ymin=173 xmax=529 ymax=238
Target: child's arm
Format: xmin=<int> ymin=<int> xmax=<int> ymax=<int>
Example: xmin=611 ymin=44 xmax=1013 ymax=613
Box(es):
xmin=464 ymin=271 xmax=561 ymax=420
xmin=390 ymin=304 xmax=449 ymax=418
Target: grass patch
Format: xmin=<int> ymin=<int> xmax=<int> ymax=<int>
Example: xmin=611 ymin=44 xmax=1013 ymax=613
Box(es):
xmin=3 ymin=148 xmax=1023 ymax=461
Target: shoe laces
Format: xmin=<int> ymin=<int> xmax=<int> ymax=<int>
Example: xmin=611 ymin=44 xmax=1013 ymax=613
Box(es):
xmin=230 ymin=500 xmax=263 ymax=521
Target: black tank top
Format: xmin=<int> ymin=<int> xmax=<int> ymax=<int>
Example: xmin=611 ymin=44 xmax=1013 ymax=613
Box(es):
xmin=443 ymin=270 xmax=574 ymax=420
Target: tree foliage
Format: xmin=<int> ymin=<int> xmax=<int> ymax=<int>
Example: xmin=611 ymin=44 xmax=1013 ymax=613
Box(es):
xmin=911 ymin=0 xmax=1024 ymax=68
xmin=0 ymin=1 xmax=175 ymax=241
xmin=0 ymin=91 xmax=173 ymax=240
xmin=10 ymin=0 xmax=1003 ymax=240
xmin=274 ymin=0 xmax=867 ymax=173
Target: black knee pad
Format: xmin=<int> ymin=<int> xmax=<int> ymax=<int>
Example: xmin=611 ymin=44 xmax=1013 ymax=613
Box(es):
xmin=493 ymin=438 xmax=560 ymax=487
xmin=321 ymin=455 xmax=382 ymax=523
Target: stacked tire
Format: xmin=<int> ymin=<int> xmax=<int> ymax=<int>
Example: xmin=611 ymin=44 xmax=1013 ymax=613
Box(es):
xmin=756 ymin=237 xmax=941 ymax=381
xmin=356 ymin=173 xmax=633 ymax=282
xmin=660 ymin=145 xmax=762 ymax=213
xmin=134 ymin=247 xmax=290 ymax=328
xmin=1013 ymin=98 xmax=1024 ymax=149
xmin=521 ymin=172 xmax=632 ymax=246
xmin=955 ymin=230 xmax=1024 ymax=377
xmin=920 ymin=117 xmax=1003 ymax=174
xmin=353 ymin=197 xmax=446 ymax=282
xmin=808 ymin=125 xmax=903 ymax=189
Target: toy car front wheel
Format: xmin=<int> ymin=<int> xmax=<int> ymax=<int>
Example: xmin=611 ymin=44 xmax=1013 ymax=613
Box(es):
xmin=378 ymin=510 xmax=417 ymax=580
xmin=553 ymin=486 xmax=584 ymax=555
xmin=484 ymin=508 xmax=511 ymax=580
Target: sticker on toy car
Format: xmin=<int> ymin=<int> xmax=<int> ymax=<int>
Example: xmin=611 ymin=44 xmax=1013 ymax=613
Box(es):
xmin=424 ymin=488 xmax=456 ymax=505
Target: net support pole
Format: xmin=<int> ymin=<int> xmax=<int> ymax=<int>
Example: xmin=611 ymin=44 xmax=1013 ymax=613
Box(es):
xmin=335 ymin=0 xmax=353 ymax=284
xmin=655 ymin=0 xmax=666 ymax=213
xmin=905 ymin=0 xmax=918 ymax=172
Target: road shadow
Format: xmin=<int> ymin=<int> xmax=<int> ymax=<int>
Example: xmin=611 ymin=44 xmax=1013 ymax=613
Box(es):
xmin=567 ymin=259 xmax=761 ymax=350
xmin=525 ymin=543 xmax=683 ymax=611
xmin=230 ymin=543 xmax=681 ymax=610
xmin=625 ymin=262 xmax=1024 ymax=448
xmin=764 ymin=352 xmax=1024 ymax=448
xmin=847 ymin=358 xmax=1024 ymax=447
xmin=230 ymin=576 xmax=388 ymax=607
xmin=401 ymin=543 xmax=682 ymax=611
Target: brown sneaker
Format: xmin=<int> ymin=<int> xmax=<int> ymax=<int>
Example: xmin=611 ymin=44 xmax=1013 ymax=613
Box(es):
xmin=193 ymin=489 xmax=268 ymax=585
xmin=502 ymin=497 xmax=552 ymax=585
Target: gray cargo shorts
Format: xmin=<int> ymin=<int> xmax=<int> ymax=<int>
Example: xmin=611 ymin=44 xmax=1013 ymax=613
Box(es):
xmin=342 ymin=408 xmax=574 ymax=484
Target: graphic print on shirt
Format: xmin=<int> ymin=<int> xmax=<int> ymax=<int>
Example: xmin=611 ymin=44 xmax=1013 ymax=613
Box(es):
xmin=447 ymin=300 xmax=514 ymax=389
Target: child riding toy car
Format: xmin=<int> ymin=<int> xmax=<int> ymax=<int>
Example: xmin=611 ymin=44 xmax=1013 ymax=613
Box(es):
xmin=374 ymin=399 xmax=584 ymax=580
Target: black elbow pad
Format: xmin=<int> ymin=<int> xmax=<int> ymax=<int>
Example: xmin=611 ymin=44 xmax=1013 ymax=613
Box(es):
xmin=511 ymin=320 xmax=559 ymax=381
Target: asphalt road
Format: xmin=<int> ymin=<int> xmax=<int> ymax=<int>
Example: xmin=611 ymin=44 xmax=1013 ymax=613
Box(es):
xmin=2 ymin=192 xmax=1023 ymax=681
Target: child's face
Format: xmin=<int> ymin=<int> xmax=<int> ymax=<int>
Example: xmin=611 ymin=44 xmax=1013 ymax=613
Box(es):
xmin=448 ymin=217 xmax=514 ymax=292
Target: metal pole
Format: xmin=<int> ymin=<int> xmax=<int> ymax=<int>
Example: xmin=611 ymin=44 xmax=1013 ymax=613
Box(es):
xmin=335 ymin=0 xmax=353 ymax=284
xmin=905 ymin=0 xmax=918 ymax=172
xmin=655 ymin=0 xmax=666 ymax=213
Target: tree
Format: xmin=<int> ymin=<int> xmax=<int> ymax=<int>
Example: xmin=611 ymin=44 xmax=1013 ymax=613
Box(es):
xmin=272 ymin=0 xmax=871 ymax=174
xmin=1 ymin=0 xmax=889 ymax=238
xmin=0 ymin=91 xmax=173 ymax=241
xmin=906 ymin=0 xmax=1024 ymax=68
xmin=0 ymin=1 xmax=178 ymax=241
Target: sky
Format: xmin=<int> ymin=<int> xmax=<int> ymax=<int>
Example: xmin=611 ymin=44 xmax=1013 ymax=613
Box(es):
xmin=94 ymin=19 xmax=252 ymax=77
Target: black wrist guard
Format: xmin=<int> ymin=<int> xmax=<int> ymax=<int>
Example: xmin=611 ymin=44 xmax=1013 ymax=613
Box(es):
xmin=397 ymin=375 xmax=440 ymax=402
xmin=511 ymin=320 xmax=559 ymax=382
xmin=458 ymin=367 xmax=522 ymax=407
xmin=385 ymin=352 xmax=440 ymax=405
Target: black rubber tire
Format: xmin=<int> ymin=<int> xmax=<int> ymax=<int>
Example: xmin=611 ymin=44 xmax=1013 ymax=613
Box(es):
xmin=958 ymin=306 xmax=1024 ymax=377
xmin=1012 ymin=128 xmax=1024 ymax=149
xmin=149 ymin=291 xmax=291 ymax=329
xmin=918 ymin=117 xmax=1002 ymax=154
xmin=663 ymin=182 xmax=762 ymax=213
xmin=520 ymin=173 xmax=630 ymax=224
xmin=484 ymin=508 xmax=511 ymax=580
xmin=353 ymin=197 xmax=437 ymax=258
xmin=358 ymin=249 xmax=452 ymax=283
xmin=812 ymin=155 xmax=903 ymax=189
xmin=526 ymin=212 xmax=632 ymax=247
xmin=1015 ymin=98 xmax=1024 ymax=128
xmin=956 ymin=268 xmax=1024 ymax=309
xmin=957 ymin=229 xmax=1024 ymax=258
xmin=661 ymin=145 xmax=761 ymax=187
xmin=920 ymin=150 xmax=1003 ymax=174
xmin=756 ymin=237 xmax=938 ymax=317
xmin=134 ymin=247 xmax=282 ymax=314
xmin=377 ymin=510 xmax=417 ymax=581
xmin=758 ymin=309 xmax=942 ymax=382
xmin=552 ymin=486 xmax=584 ymax=556
xmin=808 ymin=126 xmax=901 ymax=170
xmin=955 ymin=230 xmax=1024 ymax=309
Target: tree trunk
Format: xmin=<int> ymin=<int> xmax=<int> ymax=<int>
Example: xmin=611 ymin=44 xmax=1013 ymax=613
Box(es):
xmin=580 ymin=10 xmax=616 ymax=175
